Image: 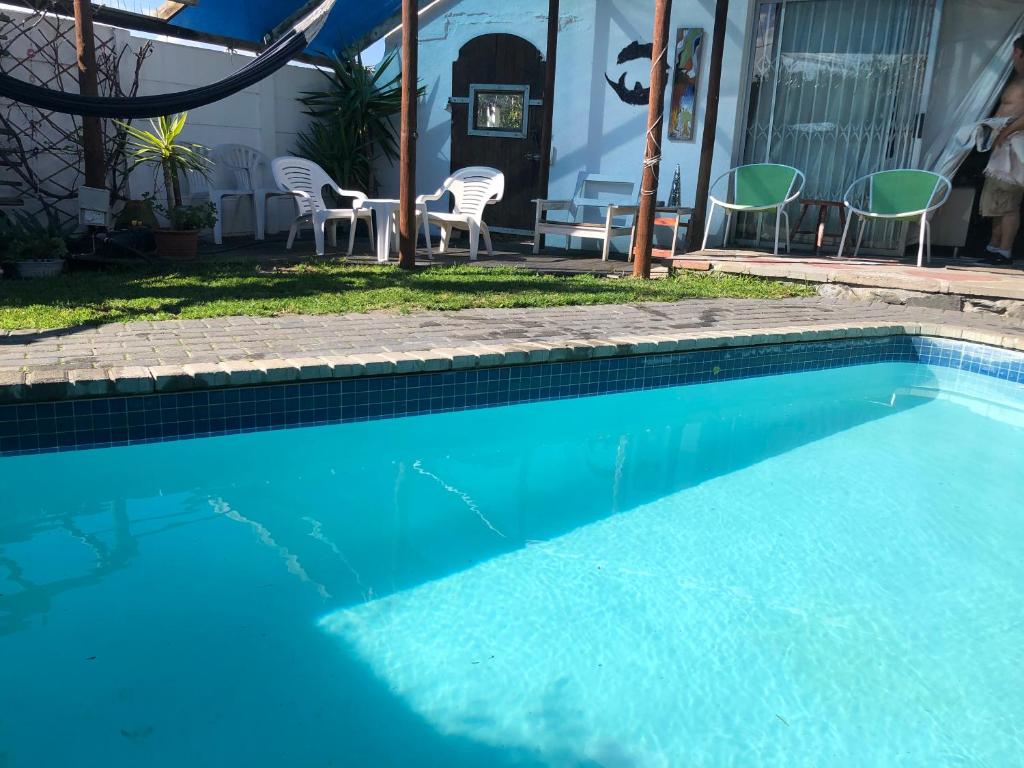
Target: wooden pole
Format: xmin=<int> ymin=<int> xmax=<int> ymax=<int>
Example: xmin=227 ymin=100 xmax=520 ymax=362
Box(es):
xmin=538 ymin=0 xmax=559 ymax=198
xmin=398 ymin=0 xmax=419 ymax=270
xmin=73 ymin=0 xmax=105 ymax=190
xmin=631 ymin=0 xmax=673 ymax=279
xmin=686 ymin=0 xmax=729 ymax=252
xmin=536 ymin=0 xmax=560 ymax=251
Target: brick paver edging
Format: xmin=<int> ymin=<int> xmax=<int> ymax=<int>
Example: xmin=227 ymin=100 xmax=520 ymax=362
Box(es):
xmin=2 ymin=318 xmax=1022 ymax=404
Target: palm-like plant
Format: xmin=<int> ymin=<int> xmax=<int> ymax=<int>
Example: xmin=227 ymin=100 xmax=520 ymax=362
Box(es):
xmin=296 ymin=50 xmax=421 ymax=194
xmin=296 ymin=120 xmax=363 ymax=197
xmin=117 ymin=113 xmax=210 ymax=212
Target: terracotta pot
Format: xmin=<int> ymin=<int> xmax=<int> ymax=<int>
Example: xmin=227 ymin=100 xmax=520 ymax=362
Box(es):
xmin=154 ymin=229 xmax=200 ymax=260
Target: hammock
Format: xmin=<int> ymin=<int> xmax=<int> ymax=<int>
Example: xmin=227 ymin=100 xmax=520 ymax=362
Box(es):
xmin=0 ymin=0 xmax=336 ymax=119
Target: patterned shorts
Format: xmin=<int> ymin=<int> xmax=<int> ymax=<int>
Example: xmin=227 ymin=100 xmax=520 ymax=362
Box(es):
xmin=980 ymin=175 xmax=1024 ymax=218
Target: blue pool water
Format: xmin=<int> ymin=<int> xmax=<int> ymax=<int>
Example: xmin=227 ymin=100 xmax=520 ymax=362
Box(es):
xmin=1 ymin=361 xmax=1023 ymax=767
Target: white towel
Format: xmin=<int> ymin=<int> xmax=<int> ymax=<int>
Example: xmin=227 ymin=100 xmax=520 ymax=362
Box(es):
xmin=979 ymin=116 xmax=1024 ymax=186
xmin=971 ymin=116 xmax=1012 ymax=152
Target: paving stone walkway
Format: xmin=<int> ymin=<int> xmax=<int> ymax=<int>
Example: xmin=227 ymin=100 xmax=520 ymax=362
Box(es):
xmin=1 ymin=298 xmax=1022 ymax=402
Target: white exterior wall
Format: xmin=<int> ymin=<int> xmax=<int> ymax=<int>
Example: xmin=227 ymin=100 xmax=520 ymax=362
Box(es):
xmin=2 ymin=8 xmax=323 ymax=236
xmin=380 ymin=0 xmax=753 ymax=246
xmin=127 ymin=38 xmax=324 ymax=235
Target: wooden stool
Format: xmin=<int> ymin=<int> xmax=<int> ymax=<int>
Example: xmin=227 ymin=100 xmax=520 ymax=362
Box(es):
xmin=791 ymin=199 xmax=847 ymax=255
xmin=629 ymin=207 xmax=693 ymax=261
xmin=652 ymin=206 xmax=693 ymax=259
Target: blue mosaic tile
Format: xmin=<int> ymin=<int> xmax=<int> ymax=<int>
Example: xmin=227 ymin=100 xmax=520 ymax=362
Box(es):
xmin=1 ymin=335 xmax=1022 ymax=458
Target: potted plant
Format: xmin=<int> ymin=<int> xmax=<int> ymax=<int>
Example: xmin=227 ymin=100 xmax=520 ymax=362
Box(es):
xmin=118 ymin=113 xmax=213 ymax=260
xmin=149 ymin=198 xmax=217 ymax=260
xmin=0 ymin=210 xmax=70 ymax=279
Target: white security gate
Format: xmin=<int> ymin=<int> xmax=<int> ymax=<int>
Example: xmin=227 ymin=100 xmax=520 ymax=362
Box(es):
xmin=739 ymin=0 xmax=941 ymax=253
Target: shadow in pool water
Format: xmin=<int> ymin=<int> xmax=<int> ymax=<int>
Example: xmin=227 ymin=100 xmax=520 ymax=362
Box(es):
xmin=0 ymin=361 xmax=966 ymax=766
xmin=0 ymin=362 xmax=942 ymax=626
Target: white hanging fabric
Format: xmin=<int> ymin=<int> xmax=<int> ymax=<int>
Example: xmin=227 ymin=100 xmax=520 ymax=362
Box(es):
xmin=983 ymin=124 xmax=1024 ymax=186
xmin=922 ymin=4 xmax=1024 ymax=180
xmin=955 ymin=116 xmax=1024 ymax=183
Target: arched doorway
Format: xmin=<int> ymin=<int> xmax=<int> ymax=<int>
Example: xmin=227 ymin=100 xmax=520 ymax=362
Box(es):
xmin=450 ymin=34 xmax=546 ymax=232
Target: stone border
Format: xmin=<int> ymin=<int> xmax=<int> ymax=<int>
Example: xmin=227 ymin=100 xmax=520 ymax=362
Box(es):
xmin=2 ymin=320 xmax=1024 ymax=404
xmin=679 ymin=254 xmax=1024 ymax=302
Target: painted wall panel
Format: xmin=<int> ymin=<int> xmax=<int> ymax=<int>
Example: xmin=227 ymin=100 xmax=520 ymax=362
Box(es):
xmin=378 ymin=0 xmax=753 ymax=248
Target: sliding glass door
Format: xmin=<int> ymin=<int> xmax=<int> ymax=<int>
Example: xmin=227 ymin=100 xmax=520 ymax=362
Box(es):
xmin=740 ymin=0 xmax=940 ymax=253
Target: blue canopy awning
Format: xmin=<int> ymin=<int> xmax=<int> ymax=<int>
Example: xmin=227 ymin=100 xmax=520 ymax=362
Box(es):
xmin=166 ymin=0 xmax=401 ymax=58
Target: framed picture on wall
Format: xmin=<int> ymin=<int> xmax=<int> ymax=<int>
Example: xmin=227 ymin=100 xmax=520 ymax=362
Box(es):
xmin=668 ymin=28 xmax=704 ymax=142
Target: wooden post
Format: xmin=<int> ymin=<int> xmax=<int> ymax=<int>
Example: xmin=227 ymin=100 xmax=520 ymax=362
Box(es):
xmin=398 ymin=0 xmax=419 ymax=270
xmin=686 ymin=0 xmax=729 ymax=252
xmin=535 ymin=0 xmax=560 ymax=251
xmin=538 ymin=0 xmax=559 ymax=198
xmin=73 ymin=0 xmax=105 ymax=190
xmin=631 ymin=0 xmax=673 ymax=279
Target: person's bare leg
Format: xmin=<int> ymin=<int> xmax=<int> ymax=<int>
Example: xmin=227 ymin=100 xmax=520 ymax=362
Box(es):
xmin=989 ymin=218 xmax=1003 ymax=249
xmin=998 ymin=211 xmax=1020 ymax=252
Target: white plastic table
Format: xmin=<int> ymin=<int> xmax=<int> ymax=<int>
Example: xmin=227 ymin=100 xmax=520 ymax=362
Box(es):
xmin=358 ymin=198 xmax=432 ymax=263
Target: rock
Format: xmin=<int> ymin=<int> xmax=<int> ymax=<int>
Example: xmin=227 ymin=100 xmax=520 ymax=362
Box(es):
xmin=964 ymin=298 xmax=1024 ymax=325
xmin=817 ymin=284 xmax=961 ymax=311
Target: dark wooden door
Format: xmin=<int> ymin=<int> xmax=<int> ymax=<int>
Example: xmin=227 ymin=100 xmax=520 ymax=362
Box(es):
xmin=451 ymin=34 xmax=545 ymax=231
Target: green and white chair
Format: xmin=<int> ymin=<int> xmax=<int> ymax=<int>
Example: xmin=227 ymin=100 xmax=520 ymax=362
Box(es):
xmin=702 ymin=163 xmax=805 ymax=256
xmin=838 ymin=170 xmax=952 ymax=267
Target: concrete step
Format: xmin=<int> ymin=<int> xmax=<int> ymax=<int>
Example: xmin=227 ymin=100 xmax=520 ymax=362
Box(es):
xmin=653 ymin=255 xmax=712 ymax=272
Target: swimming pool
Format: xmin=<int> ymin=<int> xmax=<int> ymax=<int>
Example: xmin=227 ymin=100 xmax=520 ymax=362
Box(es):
xmin=2 ymin=337 xmax=1023 ymax=766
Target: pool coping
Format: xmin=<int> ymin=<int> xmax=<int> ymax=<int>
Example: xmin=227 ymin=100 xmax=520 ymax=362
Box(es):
xmin=3 ymin=334 xmax=1021 ymax=458
xmin=2 ymin=318 xmax=1023 ymax=405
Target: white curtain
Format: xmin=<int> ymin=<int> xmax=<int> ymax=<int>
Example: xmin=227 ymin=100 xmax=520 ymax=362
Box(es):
xmin=922 ymin=3 xmax=1024 ymax=179
xmin=740 ymin=0 xmax=936 ymax=251
xmin=744 ymin=0 xmax=935 ymax=201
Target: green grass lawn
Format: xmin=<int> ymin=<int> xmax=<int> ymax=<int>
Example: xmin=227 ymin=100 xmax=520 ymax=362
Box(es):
xmin=0 ymin=263 xmax=814 ymax=330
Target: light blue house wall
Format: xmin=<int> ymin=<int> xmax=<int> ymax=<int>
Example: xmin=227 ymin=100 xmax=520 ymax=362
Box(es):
xmin=378 ymin=0 xmax=753 ymax=228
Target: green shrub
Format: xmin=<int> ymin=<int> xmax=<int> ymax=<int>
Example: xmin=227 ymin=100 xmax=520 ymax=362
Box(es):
xmin=296 ymin=51 xmax=421 ymax=194
xmin=0 ymin=210 xmax=71 ymax=261
xmin=164 ymin=202 xmax=217 ymax=231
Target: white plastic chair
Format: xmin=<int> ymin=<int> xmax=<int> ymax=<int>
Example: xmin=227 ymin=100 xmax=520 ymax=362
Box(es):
xmin=838 ymin=169 xmax=952 ymax=267
xmin=416 ymin=166 xmax=504 ymax=260
xmin=271 ymin=157 xmax=374 ymax=257
xmin=701 ymin=163 xmax=805 ymax=256
xmin=186 ymin=144 xmax=293 ymax=244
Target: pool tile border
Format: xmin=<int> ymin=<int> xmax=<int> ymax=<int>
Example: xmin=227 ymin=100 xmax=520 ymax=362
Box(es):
xmin=3 ymin=322 xmax=1024 ymax=406
xmin=2 ymin=334 xmax=1023 ymax=457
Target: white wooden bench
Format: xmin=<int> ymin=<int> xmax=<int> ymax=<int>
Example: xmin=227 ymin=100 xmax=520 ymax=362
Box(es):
xmin=533 ymin=175 xmax=638 ymax=261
